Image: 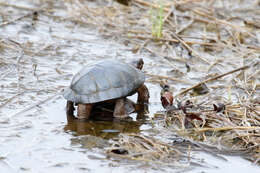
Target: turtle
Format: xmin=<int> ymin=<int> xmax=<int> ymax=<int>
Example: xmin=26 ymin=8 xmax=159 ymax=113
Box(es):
xmin=63 ymin=58 xmax=149 ymax=120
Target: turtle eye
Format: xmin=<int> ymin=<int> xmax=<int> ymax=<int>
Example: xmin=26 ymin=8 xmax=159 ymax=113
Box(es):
xmin=131 ymin=58 xmax=143 ymax=69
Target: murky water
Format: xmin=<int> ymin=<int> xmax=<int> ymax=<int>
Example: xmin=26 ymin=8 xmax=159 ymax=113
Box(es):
xmin=0 ymin=0 xmax=259 ymax=172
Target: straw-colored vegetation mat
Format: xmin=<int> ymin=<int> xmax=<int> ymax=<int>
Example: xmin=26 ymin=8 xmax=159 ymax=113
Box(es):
xmin=163 ymin=97 xmax=260 ymax=163
xmin=0 ymin=0 xmax=259 ymax=165
xmin=60 ymin=0 xmax=259 ymax=164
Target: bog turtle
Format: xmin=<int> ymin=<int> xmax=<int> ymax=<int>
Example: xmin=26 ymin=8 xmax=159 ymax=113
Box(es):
xmin=63 ymin=58 xmax=149 ymax=120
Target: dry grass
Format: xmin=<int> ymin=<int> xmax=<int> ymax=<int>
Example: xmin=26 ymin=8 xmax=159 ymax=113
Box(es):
xmin=0 ymin=0 xmax=259 ymax=166
xmin=60 ymin=0 xmax=260 ymax=164
xmin=58 ymin=0 xmax=259 ymax=164
xmin=106 ymin=133 xmax=221 ymax=168
xmin=163 ymin=97 xmax=260 ymax=164
xmin=107 ymin=134 xmax=183 ymax=164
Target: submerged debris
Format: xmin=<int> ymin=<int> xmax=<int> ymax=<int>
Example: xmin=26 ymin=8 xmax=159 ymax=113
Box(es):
xmin=191 ymin=83 xmax=209 ymax=95
xmin=213 ymin=103 xmax=225 ymax=113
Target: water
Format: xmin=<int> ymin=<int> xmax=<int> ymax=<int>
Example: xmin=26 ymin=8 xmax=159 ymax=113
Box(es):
xmin=1 ymin=97 xmax=259 ymax=173
xmin=0 ymin=0 xmax=259 ymax=172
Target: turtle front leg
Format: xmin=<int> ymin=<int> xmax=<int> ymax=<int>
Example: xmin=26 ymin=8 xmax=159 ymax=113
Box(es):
xmin=77 ymin=103 xmax=93 ymax=120
xmin=137 ymin=84 xmax=149 ymax=104
xmin=66 ymin=101 xmax=75 ymax=116
xmin=113 ymin=98 xmax=128 ymax=119
xmin=136 ymin=84 xmax=149 ymax=117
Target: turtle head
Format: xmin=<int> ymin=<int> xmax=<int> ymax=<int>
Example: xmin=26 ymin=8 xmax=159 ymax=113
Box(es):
xmin=131 ymin=58 xmax=144 ymax=70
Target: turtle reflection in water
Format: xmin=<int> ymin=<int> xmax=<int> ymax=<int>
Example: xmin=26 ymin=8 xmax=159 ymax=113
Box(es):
xmin=63 ymin=58 xmax=149 ymax=120
xmin=64 ymin=117 xmax=142 ymax=139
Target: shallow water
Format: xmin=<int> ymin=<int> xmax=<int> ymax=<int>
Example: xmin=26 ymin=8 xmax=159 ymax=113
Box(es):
xmin=0 ymin=0 xmax=259 ymax=172
xmin=1 ymin=96 xmax=259 ymax=173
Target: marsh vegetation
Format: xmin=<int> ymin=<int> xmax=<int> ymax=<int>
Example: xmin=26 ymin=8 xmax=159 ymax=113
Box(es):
xmin=0 ymin=0 xmax=259 ymax=172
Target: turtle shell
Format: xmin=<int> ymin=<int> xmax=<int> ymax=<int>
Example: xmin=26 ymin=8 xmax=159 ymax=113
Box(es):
xmin=63 ymin=60 xmax=145 ymax=104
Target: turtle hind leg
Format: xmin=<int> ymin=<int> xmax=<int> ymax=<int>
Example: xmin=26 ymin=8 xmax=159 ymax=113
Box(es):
xmin=113 ymin=98 xmax=129 ymax=119
xmin=77 ymin=104 xmax=92 ymax=120
xmin=66 ymin=101 xmax=75 ymax=116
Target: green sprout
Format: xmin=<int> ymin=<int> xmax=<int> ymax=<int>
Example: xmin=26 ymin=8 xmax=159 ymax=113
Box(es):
xmin=150 ymin=2 xmax=164 ymax=38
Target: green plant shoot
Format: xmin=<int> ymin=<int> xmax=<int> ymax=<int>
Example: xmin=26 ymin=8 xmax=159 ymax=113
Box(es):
xmin=149 ymin=1 xmax=164 ymax=38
